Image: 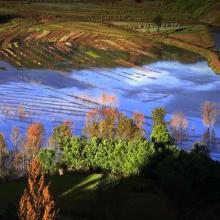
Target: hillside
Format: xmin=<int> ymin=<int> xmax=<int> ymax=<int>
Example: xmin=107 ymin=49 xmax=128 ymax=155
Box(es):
xmin=165 ymin=0 xmax=220 ymax=26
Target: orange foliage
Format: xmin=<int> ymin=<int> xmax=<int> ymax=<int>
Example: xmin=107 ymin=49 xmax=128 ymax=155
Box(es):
xmin=25 ymin=123 xmax=44 ymax=160
xmin=201 ymin=101 xmax=219 ymax=128
xmin=170 ymin=112 xmax=189 ymax=130
xmin=18 ymin=159 xmax=57 ymax=220
xmin=133 ymin=112 xmax=145 ymax=129
xmin=99 ymin=93 xmax=118 ymax=107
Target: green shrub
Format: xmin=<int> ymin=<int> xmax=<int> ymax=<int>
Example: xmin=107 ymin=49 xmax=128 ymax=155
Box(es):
xmin=38 ymin=148 xmax=58 ymax=174
xmin=61 ymin=137 xmax=149 ymax=176
xmin=151 ymin=124 xmax=174 ymax=146
xmin=62 ymin=137 xmax=88 ymax=170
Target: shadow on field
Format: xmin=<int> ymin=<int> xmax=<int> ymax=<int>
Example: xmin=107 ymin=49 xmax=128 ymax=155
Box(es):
xmin=0 ymin=15 xmax=23 ymax=24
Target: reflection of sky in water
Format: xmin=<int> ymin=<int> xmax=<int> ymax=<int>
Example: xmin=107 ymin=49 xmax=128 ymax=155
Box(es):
xmin=0 ymin=60 xmax=220 ymax=158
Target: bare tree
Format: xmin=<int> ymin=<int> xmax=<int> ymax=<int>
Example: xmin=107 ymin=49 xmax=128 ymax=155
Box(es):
xmin=201 ymin=101 xmax=218 ymax=129
xmin=170 ymin=112 xmax=189 ymax=143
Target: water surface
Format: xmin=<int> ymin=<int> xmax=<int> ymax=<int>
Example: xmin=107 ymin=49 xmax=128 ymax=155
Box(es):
xmin=0 ymin=29 xmax=220 ymax=159
xmin=0 ymin=60 xmax=220 ymax=155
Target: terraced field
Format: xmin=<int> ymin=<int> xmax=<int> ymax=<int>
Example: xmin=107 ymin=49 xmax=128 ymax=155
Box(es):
xmin=0 ymin=20 xmax=158 ymax=69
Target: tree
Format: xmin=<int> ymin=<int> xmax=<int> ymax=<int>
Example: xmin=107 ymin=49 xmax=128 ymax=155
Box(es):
xmin=62 ymin=137 xmax=148 ymax=176
xmin=151 ymin=124 xmax=173 ymax=146
xmin=25 ymin=123 xmax=44 ymax=159
xmin=116 ymin=113 xmax=144 ymax=140
xmin=201 ymin=101 xmax=219 ymax=148
xmin=11 ymin=127 xmax=20 ymax=152
xmin=18 ymin=159 xmax=57 ymax=220
xmin=133 ymin=112 xmax=145 ymax=129
xmin=152 ymin=107 xmax=166 ymax=127
xmin=38 ymin=149 xmax=58 ymax=175
xmin=153 ymin=15 xmax=163 ymax=32
xmin=84 ymin=107 xmax=144 ymax=140
xmin=201 ymin=101 xmax=218 ymax=129
xmin=192 ymin=142 xmax=209 ymax=156
xmin=24 ymin=123 xmax=44 ymax=168
xmin=49 ymin=120 xmax=73 ymax=149
xmin=11 ymin=127 xmax=22 ymax=173
xmin=170 ymin=112 xmax=189 ymax=143
xmin=84 ymin=107 xmax=118 ymax=138
xmin=0 ymin=133 xmax=8 ymax=178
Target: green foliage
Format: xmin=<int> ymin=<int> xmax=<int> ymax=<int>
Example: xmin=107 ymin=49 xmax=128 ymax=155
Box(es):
xmin=62 ymin=137 xmax=88 ymax=170
xmin=38 ymin=148 xmax=58 ymax=174
xmin=50 ymin=121 xmax=73 ymax=149
xmin=152 ymin=107 xmax=166 ymax=127
xmin=151 ymin=124 xmax=173 ymax=146
xmin=61 ymin=137 xmax=149 ymax=176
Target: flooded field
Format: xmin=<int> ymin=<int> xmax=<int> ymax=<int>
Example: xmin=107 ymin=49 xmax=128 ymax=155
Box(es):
xmin=0 ymin=22 xmax=219 ymax=158
xmin=0 ymin=57 xmax=220 ymax=156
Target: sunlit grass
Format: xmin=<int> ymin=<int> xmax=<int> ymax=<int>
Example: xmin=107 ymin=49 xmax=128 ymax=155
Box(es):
xmin=0 ymin=172 xmax=101 ymax=217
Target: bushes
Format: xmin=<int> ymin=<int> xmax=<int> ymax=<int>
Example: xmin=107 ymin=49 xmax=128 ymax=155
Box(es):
xmin=38 ymin=149 xmax=57 ymax=174
xmin=39 ymin=138 xmax=149 ymax=176
xmin=151 ymin=124 xmax=174 ymax=146
xmin=62 ymin=137 xmax=88 ymax=170
xmin=64 ymin=137 xmax=149 ymax=175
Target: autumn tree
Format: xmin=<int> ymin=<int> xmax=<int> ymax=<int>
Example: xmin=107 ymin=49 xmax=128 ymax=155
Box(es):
xmin=18 ymin=159 xmax=57 ymax=220
xmin=116 ymin=113 xmax=144 ymax=140
xmin=84 ymin=107 xmax=118 ymax=138
xmin=170 ymin=112 xmax=189 ymax=143
xmin=201 ymin=101 xmax=219 ymax=147
xmin=84 ymin=107 xmax=144 ymax=140
xmin=49 ymin=120 xmax=73 ymax=149
xmin=133 ymin=112 xmax=145 ymax=129
xmin=99 ymin=93 xmax=118 ymax=107
xmin=201 ymin=101 xmax=218 ymax=129
xmin=0 ymin=133 xmax=8 ymax=178
xmin=24 ymin=123 xmax=44 ymax=168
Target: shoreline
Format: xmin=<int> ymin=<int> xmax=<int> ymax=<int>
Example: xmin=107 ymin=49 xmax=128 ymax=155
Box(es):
xmin=149 ymin=34 xmax=220 ymax=75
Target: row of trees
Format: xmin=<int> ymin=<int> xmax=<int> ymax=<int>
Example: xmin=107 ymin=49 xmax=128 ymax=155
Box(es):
xmin=0 ymin=100 xmax=219 ymax=179
xmin=39 ymin=137 xmax=150 ymax=176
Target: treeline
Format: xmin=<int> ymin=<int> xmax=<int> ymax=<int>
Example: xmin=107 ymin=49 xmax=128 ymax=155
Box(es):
xmin=0 ymin=99 xmax=219 ymax=180
xmin=0 ymin=101 xmax=220 ymax=220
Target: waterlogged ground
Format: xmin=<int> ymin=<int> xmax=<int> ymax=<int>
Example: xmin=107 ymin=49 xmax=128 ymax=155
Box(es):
xmin=0 ymin=58 xmax=220 ymax=158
